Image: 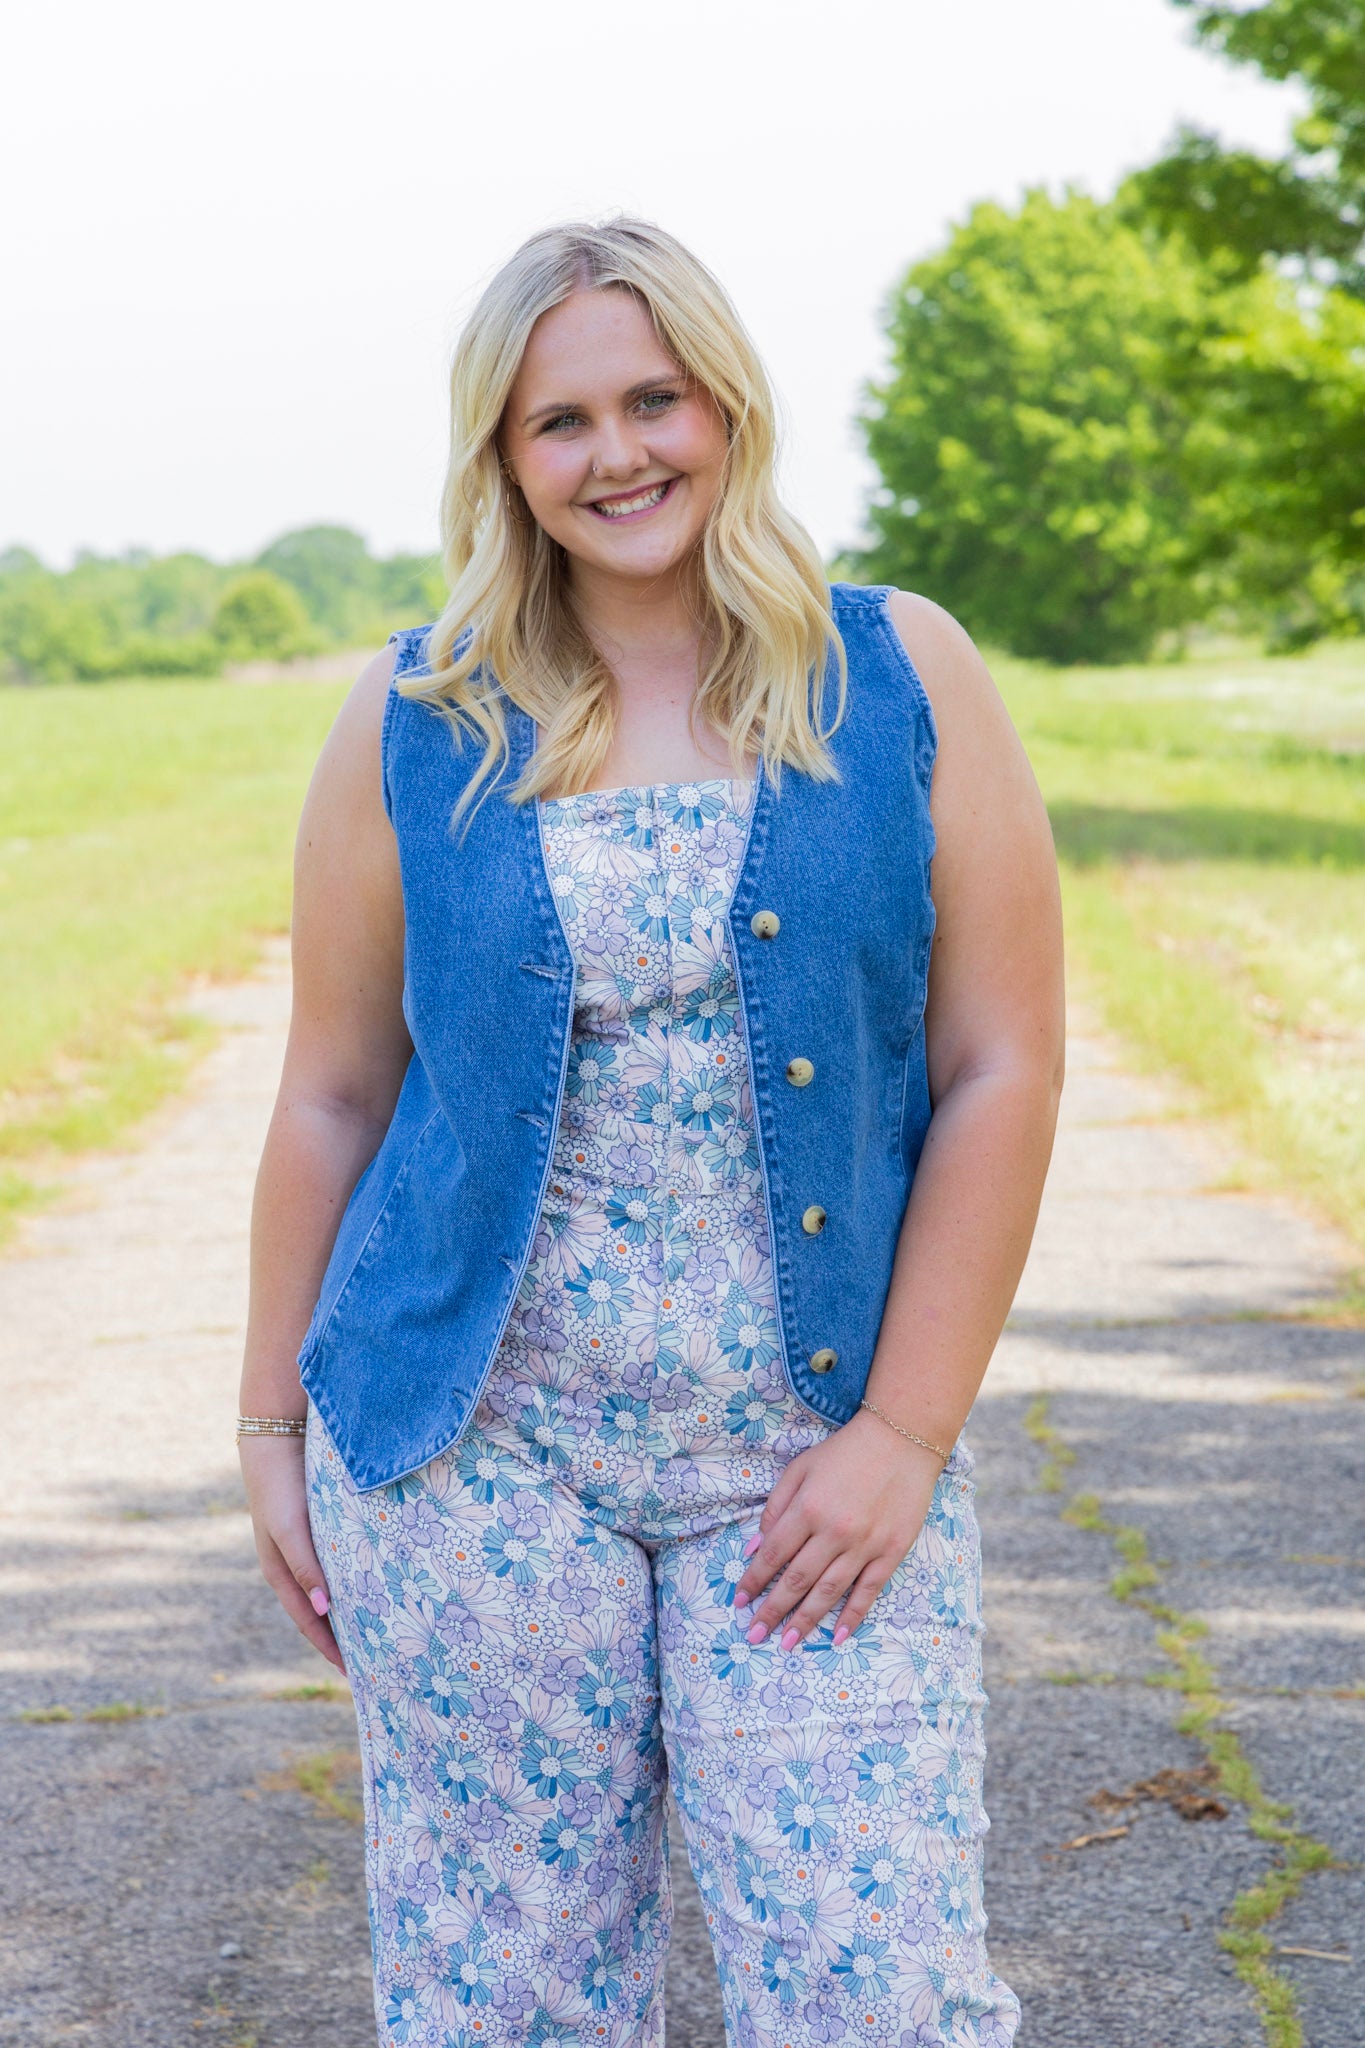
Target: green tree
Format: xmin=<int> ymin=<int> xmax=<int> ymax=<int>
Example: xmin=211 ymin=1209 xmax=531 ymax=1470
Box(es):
xmin=212 ymin=570 xmax=311 ymax=660
xmin=254 ymin=524 xmax=380 ymax=637
xmin=1134 ymin=1 xmax=1365 ymax=291
xmin=853 ymin=189 xmax=1249 ymax=664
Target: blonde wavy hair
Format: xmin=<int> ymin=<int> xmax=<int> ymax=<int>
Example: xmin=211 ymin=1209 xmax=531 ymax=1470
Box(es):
xmin=399 ymin=215 xmax=848 ymax=837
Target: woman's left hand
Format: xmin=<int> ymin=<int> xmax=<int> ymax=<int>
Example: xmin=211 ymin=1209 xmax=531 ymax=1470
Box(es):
xmin=733 ymin=1408 xmax=946 ymax=1649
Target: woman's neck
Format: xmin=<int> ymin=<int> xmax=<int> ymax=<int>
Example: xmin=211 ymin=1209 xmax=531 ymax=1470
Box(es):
xmin=567 ymin=557 xmax=704 ymax=676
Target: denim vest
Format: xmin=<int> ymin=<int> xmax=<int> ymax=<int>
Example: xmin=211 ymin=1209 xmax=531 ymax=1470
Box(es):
xmin=298 ymin=583 xmax=938 ymax=1490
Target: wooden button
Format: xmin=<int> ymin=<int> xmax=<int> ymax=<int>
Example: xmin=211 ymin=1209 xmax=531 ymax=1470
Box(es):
xmin=750 ymin=910 xmax=781 ymax=939
xmin=809 ymin=1348 xmax=838 ymax=1375
xmin=786 ymin=1057 xmax=815 ymax=1087
xmin=801 ymin=1205 xmax=827 ymax=1234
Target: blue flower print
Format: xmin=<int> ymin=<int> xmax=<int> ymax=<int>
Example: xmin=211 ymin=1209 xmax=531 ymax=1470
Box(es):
xmin=608 ymin=793 xmax=656 ymax=851
xmin=454 ymin=1435 xmax=518 ymax=1505
xmin=412 ymin=1641 xmax=469 ymax=1721
xmin=808 ymin=1617 xmax=880 ymax=1678
xmin=724 ymin=1384 xmax=781 ymax=1447
xmin=566 ymin=1037 xmax=620 ymax=1106
xmin=932 ymin=1564 xmax=970 ymax=1627
xmin=511 ymin=1392 xmax=577 ymax=1471
xmin=538 ymin=1795 xmax=597 ymax=1872
xmin=680 ymin=967 xmax=738 ymax=1045
xmin=432 ymin=1743 xmax=486 ymax=1808
xmin=519 ymin=1728 xmax=580 ymax=1799
xmin=705 ymin=1530 xmax=750 ymax=1610
xmin=932 ymin=1766 xmax=973 ymax=1839
xmin=716 ymin=1294 xmax=781 ymax=1376
xmin=349 ymin=1605 xmax=392 ymax=1662
xmin=382 ymin=1554 xmax=441 ymax=1610
xmin=605 ymin=1184 xmax=658 ymax=1247
xmin=581 ymin=1934 xmax=625 ymax=2010
xmin=444 ymin=1932 xmax=499 ymax=2006
xmin=938 ymin=1865 xmax=975 ymax=1934
xmin=855 ymin=1739 xmax=913 ymax=1807
xmin=374 ymin=1762 xmax=407 ymax=1823
xmin=774 ymin=1765 xmax=839 ymax=1852
xmin=663 ymin=782 xmax=727 ymax=830
xmin=564 ymin=1256 xmax=635 ymax=1328
xmin=831 ymin=1935 xmax=896 ymax=2002
xmin=710 ymin=1625 xmax=758 ymax=1693
xmin=761 ymin=1935 xmax=807 ymax=2005
xmin=851 ymin=1840 xmax=911 ymax=1909
xmin=482 ymin=1503 xmax=552 ymax=1588
xmin=625 ymin=872 xmax=672 ymax=947
xmin=599 ymin=1391 xmax=650 ymax=1451
xmin=393 ymin=1896 xmax=428 ymax=1953
xmin=677 ymin=1063 xmax=736 ymax=1136
xmin=383 ymin=1984 xmax=426 ymax=2042
xmin=575 ymin=1658 xmax=635 ymax=1729
xmin=702 ymin=1125 xmax=762 ymax=1196
xmin=734 ymin=1840 xmax=787 ymax=1923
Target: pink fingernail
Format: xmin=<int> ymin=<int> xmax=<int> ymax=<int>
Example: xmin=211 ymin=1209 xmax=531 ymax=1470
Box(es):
xmin=832 ymin=1624 xmax=849 ymax=1647
xmin=780 ymin=1627 xmax=800 ymax=1652
xmin=747 ymin=1622 xmax=768 ymax=1645
xmin=742 ymin=1535 xmax=762 ymax=1558
xmin=733 ymin=1590 xmax=749 ymax=1609
xmin=309 ymin=1586 xmax=330 ymax=1617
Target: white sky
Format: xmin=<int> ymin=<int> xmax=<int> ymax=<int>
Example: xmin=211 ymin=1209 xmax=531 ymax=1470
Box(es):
xmin=3 ymin=0 xmax=1297 ymax=570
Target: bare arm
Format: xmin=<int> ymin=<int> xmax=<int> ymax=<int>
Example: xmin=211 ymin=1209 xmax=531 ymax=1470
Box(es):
xmin=237 ymin=639 xmax=412 ymax=1668
xmin=733 ymin=591 xmax=1065 ymax=1648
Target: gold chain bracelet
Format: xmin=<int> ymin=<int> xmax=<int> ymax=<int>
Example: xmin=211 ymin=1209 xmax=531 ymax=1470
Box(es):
xmin=236 ymin=1414 xmax=308 ymax=1443
xmin=858 ymin=1398 xmax=951 ymax=1468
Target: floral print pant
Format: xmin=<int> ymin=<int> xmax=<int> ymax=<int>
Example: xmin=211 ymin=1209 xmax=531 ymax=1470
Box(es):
xmin=305 ymin=778 xmax=1018 ymax=2046
xmin=307 ymin=1407 xmax=1019 ymax=2048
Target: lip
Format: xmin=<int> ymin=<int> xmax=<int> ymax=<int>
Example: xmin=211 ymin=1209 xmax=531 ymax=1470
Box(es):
xmin=580 ymin=476 xmax=680 ymax=522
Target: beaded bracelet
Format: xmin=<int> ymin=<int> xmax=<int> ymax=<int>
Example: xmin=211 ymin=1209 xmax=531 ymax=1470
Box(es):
xmin=236 ymin=1414 xmax=308 ymax=1444
xmin=858 ymin=1398 xmax=951 ymax=1468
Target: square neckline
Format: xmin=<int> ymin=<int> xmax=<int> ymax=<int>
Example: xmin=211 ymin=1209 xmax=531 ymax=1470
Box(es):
xmin=538 ymin=774 xmax=756 ymax=808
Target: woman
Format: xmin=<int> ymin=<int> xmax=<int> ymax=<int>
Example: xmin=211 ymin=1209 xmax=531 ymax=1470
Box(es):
xmin=239 ymin=215 xmax=1063 ymax=2048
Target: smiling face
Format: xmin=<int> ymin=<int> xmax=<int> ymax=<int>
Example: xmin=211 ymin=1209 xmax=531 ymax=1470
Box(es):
xmin=499 ymin=286 xmax=730 ymax=592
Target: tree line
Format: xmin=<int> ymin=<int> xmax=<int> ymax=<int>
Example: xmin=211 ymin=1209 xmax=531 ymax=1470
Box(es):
xmin=850 ymin=0 xmax=1365 ymax=662
xmin=0 ymin=528 xmax=445 ymax=685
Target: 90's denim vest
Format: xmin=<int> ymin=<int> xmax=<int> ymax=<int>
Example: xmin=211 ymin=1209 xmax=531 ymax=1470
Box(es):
xmin=298 ymin=583 xmax=938 ymax=1490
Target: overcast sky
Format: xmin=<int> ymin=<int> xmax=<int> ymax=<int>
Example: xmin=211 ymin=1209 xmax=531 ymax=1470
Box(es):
xmin=4 ymin=0 xmax=1298 ymax=570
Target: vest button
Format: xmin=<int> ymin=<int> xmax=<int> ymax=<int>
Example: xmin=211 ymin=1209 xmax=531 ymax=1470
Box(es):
xmin=801 ymin=1205 xmax=827 ymax=1234
xmin=809 ymin=1347 xmax=838 ymax=1374
xmin=786 ymin=1057 xmax=815 ymax=1087
xmin=750 ymin=909 xmax=781 ymax=939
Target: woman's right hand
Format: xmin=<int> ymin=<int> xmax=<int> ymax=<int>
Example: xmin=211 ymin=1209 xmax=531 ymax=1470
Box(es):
xmin=239 ymin=1436 xmax=346 ymax=1672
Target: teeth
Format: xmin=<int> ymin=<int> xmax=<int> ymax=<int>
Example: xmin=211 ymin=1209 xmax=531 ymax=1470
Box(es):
xmin=593 ymin=482 xmax=670 ymax=518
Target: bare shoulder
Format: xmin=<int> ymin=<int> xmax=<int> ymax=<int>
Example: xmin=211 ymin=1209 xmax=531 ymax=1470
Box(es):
xmin=884 ymin=586 xmax=1053 ymax=878
xmin=884 ymin=590 xmax=1010 ymax=747
xmin=303 ymin=640 xmax=399 ymax=839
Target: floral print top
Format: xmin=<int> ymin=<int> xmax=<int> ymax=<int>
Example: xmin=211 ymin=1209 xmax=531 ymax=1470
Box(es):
xmin=470 ymin=776 xmax=831 ymax=1537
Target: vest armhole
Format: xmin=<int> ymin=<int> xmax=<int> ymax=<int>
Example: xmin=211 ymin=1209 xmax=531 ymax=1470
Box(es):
xmin=381 ymin=624 xmax=438 ymax=826
xmin=862 ymin=588 xmax=941 ymax=795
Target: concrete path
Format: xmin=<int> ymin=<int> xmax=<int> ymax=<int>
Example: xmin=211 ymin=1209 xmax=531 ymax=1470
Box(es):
xmin=0 ymin=940 xmax=1360 ymax=2047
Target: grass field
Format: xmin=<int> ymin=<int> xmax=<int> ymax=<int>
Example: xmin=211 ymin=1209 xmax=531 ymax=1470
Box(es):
xmin=1 ymin=641 xmax=1362 ymax=1287
xmin=0 ymin=675 xmax=349 ymax=1235
xmin=996 ymin=638 xmax=1365 ymax=1294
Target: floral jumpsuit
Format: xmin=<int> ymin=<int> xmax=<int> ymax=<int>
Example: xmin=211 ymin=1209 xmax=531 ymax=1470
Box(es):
xmin=306 ymin=776 xmax=1021 ymax=2048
